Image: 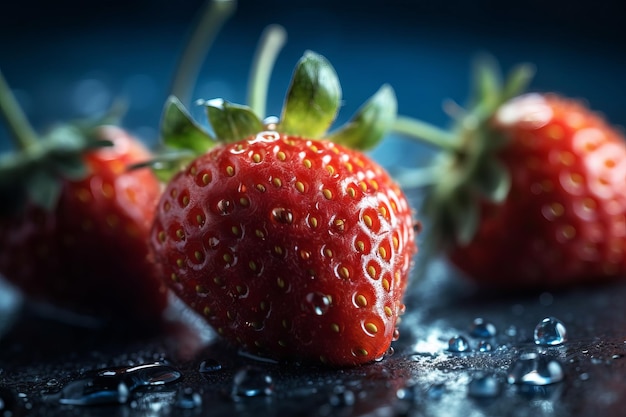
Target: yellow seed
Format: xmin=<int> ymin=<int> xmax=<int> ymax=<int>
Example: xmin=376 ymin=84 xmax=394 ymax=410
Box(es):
xmin=379 ymin=206 xmax=387 ymax=217
xmin=393 ymin=236 xmax=399 ymax=250
xmin=223 ymin=253 xmax=233 ymax=264
xmin=369 ymin=180 xmax=379 ymax=190
xmin=203 ymin=306 xmax=212 ymax=316
xmin=158 ymin=230 xmax=166 ymax=243
xmin=170 ymin=272 xmax=178 ymax=282
xmin=170 ymin=189 xmax=178 ymax=198
xmin=176 ymin=258 xmax=184 ymax=267
xmin=295 ymin=181 xmax=305 ymax=193
xmin=310 ymin=144 xmax=319 ymax=152
xmin=323 ymin=189 xmax=333 ymax=200
xmin=359 ymin=182 xmax=367 ymax=192
xmin=213 ymin=276 xmax=224 ymax=286
xmin=561 ymin=225 xmax=576 ymax=240
xmin=181 ymin=195 xmax=190 ymax=207
xmin=274 ymin=245 xmax=284 ymax=256
xmin=347 ymin=187 xmax=356 ymax=198
xmin=330 ymin=323 xmax=340 ymax=333
xmin=255 ymin=229 xmax=265 ymax=238
xmin=363 ymin=214 xmax=373 ymax=228
xmin=102 ymin=183 xmax=114 ymax=199
xmin=365 ymin=323 xmax=378 ymax=334
xmin=345 ymin=162 xmax=353 ymax=172
xmin=231 ymin=226 xmax=240 ymax=236
xmin=379 ymin=246 xmax=387 ymax=259
xmin=240 ymin=197 xmax=250 ymax=206
xmin=277 ymin=277 xmax=285 ymax=289
xmin=272 ymin=177 xmax=282 ymax=187
xmin=356 ymin=241 xmax=365 ymax=252
xmin=355 ymin=294 xmax=367 ymax=307
xmin=252 ymin=153 xmax=261 ymax=163
xmin=249 ymin=261 xmax=257 ymax=271
xmin=384 ymin=306 xmax=393 ymax=317
xmin=256 ymin=184 xmax=266 ymax=192
xmin=195 ymin=285 xmax=207 ymax=294
xmin=367 ymin=265 xmax=377 ymax=279
xmin=277 ymin=151 xmax=286 ymax=161
xmin=338 ymin=266 xmax=350 ymax=279
xmin=201 ymin=173 xmax=211 ymax=185
xmin=226 ymin=166 xmax=235 ymax=176
xmin=326 ymin=165 xmax=335 ymax=175
xmin=303 ymin=159 xmax=312 ymax=169
xmin=176 ymin=229 xmax=185 ymax=240
xmin=354 ymin=348 xmax=368 ymax=356
xmin=163 ymin=201 xmax=171 ymax=212
xmin=309 ymin=217 xmax=318 ymax=228
xmin=382 ymin=278 xmax=390 ymax=291
xmin=324 ymin=248 xmax=333 ymax=258
xmin=194 ymin=251 xmax=203 ymax=262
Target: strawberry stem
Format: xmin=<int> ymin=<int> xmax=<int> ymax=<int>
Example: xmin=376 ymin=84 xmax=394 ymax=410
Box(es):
xmin=0 ymin=69 xmax=39 ymax=150
xmin=247 ymin=24 xmax=287 ymax=119
xmin=169 ymin=0 xmax=237 ymax=106
xmin=392 ymin=115 xmax=460 ymax=152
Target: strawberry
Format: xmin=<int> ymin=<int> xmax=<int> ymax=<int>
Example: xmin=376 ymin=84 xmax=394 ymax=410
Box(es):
xmin=0 ymin=70 xmax=167 ymax=325
xmin=394 ymin=57 xmax=626 ymax=289
xmin=149 ymin=39 xmax=417 ymax=366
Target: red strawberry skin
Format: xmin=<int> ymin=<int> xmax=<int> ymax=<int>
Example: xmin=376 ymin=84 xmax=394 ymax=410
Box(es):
xmin=150 ymin=131 xmax=416 ymax=366
xmin=0 ymin=126 xmax=168 ymax=324
xmin=449 ymin=93 xmax=626 ymax=288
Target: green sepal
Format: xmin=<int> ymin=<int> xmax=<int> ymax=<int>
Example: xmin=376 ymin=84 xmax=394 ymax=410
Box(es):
xmin=129 ymin=149 xmax=197 ymax=183
xmin=328 ymin=84 xmax=397 ymax=150
xmin=25 ymin=168 xmax=62 ymax=211
xmin=160 ymin=96 xmax=215 ymax=154
xmin=472 ymin=157 xmax=511 ymax=203
xmin=203 ymin=98 xmax=264 ymax=143
xmin=279 ymin=51 xmax=342 ymax=138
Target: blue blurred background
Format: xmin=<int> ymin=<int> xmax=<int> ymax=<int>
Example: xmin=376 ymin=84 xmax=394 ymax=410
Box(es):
xmin=1 ymin=0 xmax=625 ymax=171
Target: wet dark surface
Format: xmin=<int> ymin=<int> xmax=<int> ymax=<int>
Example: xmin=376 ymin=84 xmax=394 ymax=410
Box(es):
xmin=2 ymin=1 xmax=626 ymax=416
xmin=2 ymin=257 xmax=626 ymax=417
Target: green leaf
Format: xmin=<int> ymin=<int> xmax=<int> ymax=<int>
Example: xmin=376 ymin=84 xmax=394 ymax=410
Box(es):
xmin=25 ymin=168 xmax=62 ymax=211
xmin=501 ymin=63 xmax=536 ymax=102
xmin=473 ymin=158 xmax=511 ymax=203
xmin=279 ymin=51 xmax=342 ymax=138
xmin=203 ymin=98 xmax=264 ymax=142
xmin=160 ymin=96 xmax=214 ymax=154
xmin=328 ymin=84 xmax=397 ymax=150
xmin=129 ymin=150 xmax=197 ymax=183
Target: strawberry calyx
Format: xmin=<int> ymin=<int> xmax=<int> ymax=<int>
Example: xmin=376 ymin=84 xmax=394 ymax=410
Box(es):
xmin=392 ymin=56 xmax=535 ymax=248
xmin=0 ymin=70 xmax=116 ymax=213
xmin=147 ymin=25 xmax=398 ymax=181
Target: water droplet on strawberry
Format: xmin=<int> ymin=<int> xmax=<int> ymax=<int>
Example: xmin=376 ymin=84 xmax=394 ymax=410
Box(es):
xmin=477 ymin=341 xmax=494 ymax=352
xmin=303 ymin=292 xmax=331 ymax=316
xmin=216 ymin=199 xmax=233 ymax=215
xmin=271 ymin=207 xmax=293 ymax=224
xmin=447 ymin=336 xmax=471 ymax=353
xmin=230 ymin=366 xmax=274 ymax=399
xmin=507 ymin=352 xmax=564 ymax=385
xmin=534 ymin=317 xmax=568 ymax=346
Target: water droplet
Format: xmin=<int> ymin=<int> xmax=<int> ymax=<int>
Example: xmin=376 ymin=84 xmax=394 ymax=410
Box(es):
xmin=175 ymin=387 xmax=202 ymax=409
xmin=199 ymin=359 xmax=222 ymax=373
xmin=469 ymin=318 xmax=497 ymax=338
xmin=534 ymin=317 xmax=568 ymax=346
xmin=271 ymin=207 xmax=293 ymax=224
xmin=216 ymin=199 xmax=233 ymax=215
xmin=428 ymin=383 xmax=445 ymax=400
xmin=507 ymin=352 xmax=564 ymax=385
xmin=468 ymin=374 xmax=501 ymax=398
xmin=58 ymin=362 xmax=181 ymax=406
xmin=447 ymin=335 xmax=471 ymax=353
xmin=230 ymin=366 xmax=274 ymax=398
xmin=329 ymin=386 xmax=355 ymax=407
xmin=477 ymin=341 xmax=494 ymax=352
xmin=303 ymin=292 xmax=331 ymax=316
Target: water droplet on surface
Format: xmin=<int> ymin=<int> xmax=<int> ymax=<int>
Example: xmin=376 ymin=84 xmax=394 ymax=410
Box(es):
xmin=534 ymin=317 xmax=568 ymax=346
xmin=58 ymin=362 xmax=181 ymax=406
xmin=175 ymin=387 xmax=202 ymax=409
xmin=199 ymin=359 xmax=222 ymax=373
xmin=303 ymin=292 xmax=331 ymax=316
xmin=447 ymin=335 xmax=471 ymax=353
xmin=468 ymin=374 xmax=501 ymax=398
xmin=507 ymin=352 xmax=564 ymax=385
xmin=477 ymin=341 xmax=494 ymax=352
xmin=231 ymin=366 xmax=274 ymax=398
xmin=329 ymin=386 xmax=355 ymax=407
xmin=469 ymin=318 xmax=497 ymax=338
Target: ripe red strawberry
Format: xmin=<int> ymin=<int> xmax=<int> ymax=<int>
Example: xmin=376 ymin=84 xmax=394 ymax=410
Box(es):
xmin=0 ymin=71 xmax=167 ymax=325
xmin=149 ymin=47 xmax=416 ymax=366
xmin=395 ymin=58 xmax=626 ymax=289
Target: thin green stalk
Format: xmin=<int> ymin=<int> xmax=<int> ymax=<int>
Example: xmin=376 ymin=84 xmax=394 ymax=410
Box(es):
xmin=0 ymin=69 xmax=39 ymax=149
xmin=170 ymin=0 xmax=237 ymax=106
xmin=247 ymin=24 xmax=287 ymax=119
xmin=392 ymin=115 xmax=460 ymax=152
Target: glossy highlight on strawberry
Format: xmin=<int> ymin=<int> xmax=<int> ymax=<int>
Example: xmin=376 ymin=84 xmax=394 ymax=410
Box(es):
xmin=151 ymin=131 xmax=416 ymax=366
